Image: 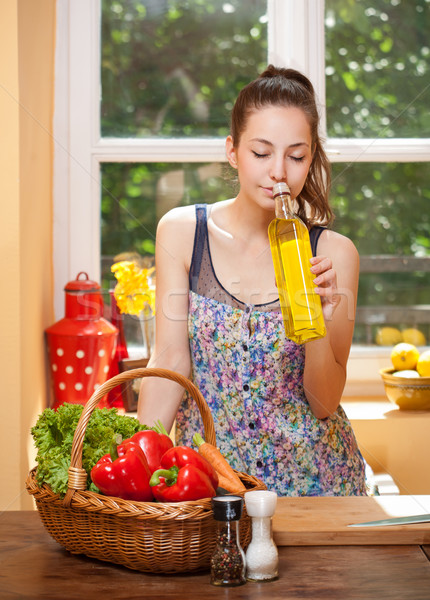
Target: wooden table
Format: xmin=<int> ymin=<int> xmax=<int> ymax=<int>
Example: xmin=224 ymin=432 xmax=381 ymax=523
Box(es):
xmin=2 ymin=509 xmax=430 ymax=600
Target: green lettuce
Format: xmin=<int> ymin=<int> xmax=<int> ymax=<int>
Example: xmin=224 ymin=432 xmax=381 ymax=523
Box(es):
xmin=31 ymin=403 xmax=149 ymax=496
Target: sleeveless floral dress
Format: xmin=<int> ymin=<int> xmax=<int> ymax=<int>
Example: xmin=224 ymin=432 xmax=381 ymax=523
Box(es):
xmin=176 ymin=205 xmax=367 ymax=496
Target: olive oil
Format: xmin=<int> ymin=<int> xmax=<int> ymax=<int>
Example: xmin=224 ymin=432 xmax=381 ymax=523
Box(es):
xmin=268 ymin=182 xmax=326 ymax=344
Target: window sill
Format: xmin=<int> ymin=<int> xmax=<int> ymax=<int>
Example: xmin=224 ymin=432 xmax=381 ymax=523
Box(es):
xmin=342 ymin=396 xmax=394 ymax=417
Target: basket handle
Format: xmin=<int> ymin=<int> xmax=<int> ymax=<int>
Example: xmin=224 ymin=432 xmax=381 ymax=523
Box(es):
xmin=63 ymin=367 xmax=216 ymax=507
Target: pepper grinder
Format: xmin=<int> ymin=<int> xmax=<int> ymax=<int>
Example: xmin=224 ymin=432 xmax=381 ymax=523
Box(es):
xmin=244 ymin=490 xmax=278 ymax=581
xmin=210 ymin=496 xmax=246 ymax=587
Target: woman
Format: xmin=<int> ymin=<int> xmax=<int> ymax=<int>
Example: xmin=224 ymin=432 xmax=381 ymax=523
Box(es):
xmin=138 ymin=65 xmax=367 ymax=496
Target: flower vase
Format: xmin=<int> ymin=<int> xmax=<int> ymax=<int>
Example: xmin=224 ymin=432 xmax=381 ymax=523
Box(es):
xmin=105 ymin=291 xmax=129 ymax=410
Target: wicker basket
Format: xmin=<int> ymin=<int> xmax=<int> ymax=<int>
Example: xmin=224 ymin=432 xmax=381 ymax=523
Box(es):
xmin=26 ymin=367 xmax=266 ymax=573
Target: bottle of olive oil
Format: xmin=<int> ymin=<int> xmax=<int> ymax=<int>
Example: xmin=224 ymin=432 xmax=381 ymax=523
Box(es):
xmin=268 ymin=182 xmax=326 ymax=344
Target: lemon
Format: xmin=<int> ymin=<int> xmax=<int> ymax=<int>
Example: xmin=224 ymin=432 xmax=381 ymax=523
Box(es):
xmin=402 ymin=328 xmax=426 ymax=346
xmin=393 ymin=370 xmax=420 ymax=378
xmin=417 ymin=350 xmax=430 ymax=378
xmin=390 ymin=343 xmax=420 ymax=371
xmin=375 ymin=327 xmax=403 ymax=346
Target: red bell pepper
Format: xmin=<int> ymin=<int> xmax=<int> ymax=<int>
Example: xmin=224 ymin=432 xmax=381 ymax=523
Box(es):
xmin=91 ymin=435 xmax=154 ymax=502
xmin=150 ymin=465 xmax=217 ymax=502
xmin=149 ymin=446 xmax=219 ymax=502
xmin=126 ymin=420 xmax=173 ymax=473
xmin=157 ymin=445 xmax=219 ymax=490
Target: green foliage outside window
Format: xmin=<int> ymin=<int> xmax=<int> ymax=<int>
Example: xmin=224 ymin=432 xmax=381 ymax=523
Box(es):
xmin=325 ymin=0 xmax=429 ymax=138
xmin=101 ymin=0 xmax=268 ymax=137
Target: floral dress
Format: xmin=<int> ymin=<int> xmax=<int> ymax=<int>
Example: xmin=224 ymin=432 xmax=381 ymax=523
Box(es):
xmin=176 ymin=205 xmax=367 ymax=496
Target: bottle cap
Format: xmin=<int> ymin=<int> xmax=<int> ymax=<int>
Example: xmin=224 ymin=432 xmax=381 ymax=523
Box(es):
xmin=272 ymin=182 xmax=290 ymax=197
xmin=244 ymin=490 xmax=277 ymax=518
xmin=211 ymin=496 xmax=243 ymax=521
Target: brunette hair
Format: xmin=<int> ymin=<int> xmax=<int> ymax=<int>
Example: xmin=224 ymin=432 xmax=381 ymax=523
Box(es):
xmin=230 ymin=65 xmax=333 ymax=227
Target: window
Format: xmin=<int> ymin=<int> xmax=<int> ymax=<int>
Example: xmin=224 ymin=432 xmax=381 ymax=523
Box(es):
xmin=54 ymin=0 xmax=429 ymax=385
xmin=99 ymin=0 xmax=269 ymax=284
xmin=54 ymin=0 xmax=325 ymax=310
xmin=324 ymin=0 xmax=430 ymax=351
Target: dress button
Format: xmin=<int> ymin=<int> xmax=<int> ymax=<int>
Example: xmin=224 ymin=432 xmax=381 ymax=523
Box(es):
xmin=256 ymin=460 xmax=263 ymax=468
xmin=243 ymin=344 xmax=248 ymax=352
xmin=249 ymin=422 xmax=255 ymax=430
xmin=243 ymin=384 xmax=249 ymax=392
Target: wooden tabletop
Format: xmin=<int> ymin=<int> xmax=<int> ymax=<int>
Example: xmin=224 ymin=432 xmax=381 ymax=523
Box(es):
xmin=2 ymin=511 xmax=430 ymax=600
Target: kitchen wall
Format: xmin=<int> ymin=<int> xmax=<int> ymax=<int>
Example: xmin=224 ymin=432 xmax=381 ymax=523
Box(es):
xmin=0 ymin=0 xmax=55 ymax=511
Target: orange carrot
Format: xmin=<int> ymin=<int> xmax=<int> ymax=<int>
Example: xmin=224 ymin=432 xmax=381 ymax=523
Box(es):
xmin=193 ymin=433 xmax=246 ymax=494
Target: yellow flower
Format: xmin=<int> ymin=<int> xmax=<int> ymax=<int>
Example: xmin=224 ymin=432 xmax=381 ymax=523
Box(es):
xmin=111 ymin=260 xmax=155 ymax=316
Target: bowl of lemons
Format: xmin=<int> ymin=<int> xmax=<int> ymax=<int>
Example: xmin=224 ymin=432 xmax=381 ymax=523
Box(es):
xmin=380 ymin=344 xmax=430 ymax=410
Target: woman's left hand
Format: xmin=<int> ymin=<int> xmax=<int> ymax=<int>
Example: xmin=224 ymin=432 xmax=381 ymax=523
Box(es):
xmin=310 ymin=255 xmax=341 ymax=322
xmin=304 ymin=234 xmax=359 ymax=417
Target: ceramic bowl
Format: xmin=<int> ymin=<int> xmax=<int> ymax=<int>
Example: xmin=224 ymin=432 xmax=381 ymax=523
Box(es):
xmin=380 ymin=367 xmax=430 ymax=410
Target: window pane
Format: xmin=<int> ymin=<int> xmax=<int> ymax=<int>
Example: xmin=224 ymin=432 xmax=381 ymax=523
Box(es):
xmin=101 ymin=0 xmax=268 ymax=137
xmin=325 ymin=0 xmax=430 ymax=138
xmin=331 ymin=162 xmax=430 ymax=345
xmin=100 ymin=162 xmax=236 ymax=286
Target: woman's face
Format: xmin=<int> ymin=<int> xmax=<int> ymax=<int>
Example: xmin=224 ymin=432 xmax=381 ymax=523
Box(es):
xmin=226 ymin=104 xmax=313 ymax=209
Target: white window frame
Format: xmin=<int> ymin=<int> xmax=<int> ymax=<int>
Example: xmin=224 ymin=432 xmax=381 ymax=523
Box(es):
xmin=54 ymin=0 xmax=430 ymax=394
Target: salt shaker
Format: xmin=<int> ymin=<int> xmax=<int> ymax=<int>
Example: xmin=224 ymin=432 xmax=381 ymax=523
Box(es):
xmin=244 ymin=490 xmax=278 ymax=581
xmin=210 ymin=496 xmax=246 ymax=587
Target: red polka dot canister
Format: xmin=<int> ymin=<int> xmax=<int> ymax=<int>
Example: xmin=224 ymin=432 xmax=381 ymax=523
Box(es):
xmin=45 ymin=272 xmax=118 ymax=410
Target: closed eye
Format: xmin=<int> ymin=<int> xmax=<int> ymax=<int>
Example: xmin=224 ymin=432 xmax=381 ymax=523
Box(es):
xmin=252 ymin=151 xmax=269 ymax=158
xmin=291 ymin=156 xmax=305 ymax=162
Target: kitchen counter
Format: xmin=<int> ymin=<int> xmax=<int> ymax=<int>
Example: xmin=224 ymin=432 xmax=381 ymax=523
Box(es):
xmin=342 ymin=397 xmax=430 ymax=494
xmin=2 ymin=496 xmax=430 ymax=599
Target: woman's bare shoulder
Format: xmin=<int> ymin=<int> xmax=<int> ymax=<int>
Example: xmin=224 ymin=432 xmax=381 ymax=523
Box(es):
xmin=158 ymin=204 xmax=198 ymax=227
xmin=156 ymin=205 xmax=199 ymax=269
xmin=157 ymin=205 xmax=199 ymax=241
xmin=318 ymin=228 xmax=359 ymax=264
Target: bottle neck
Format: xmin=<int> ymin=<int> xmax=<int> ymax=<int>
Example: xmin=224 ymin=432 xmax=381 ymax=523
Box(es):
xmin=274 ymin=192 xmax=293 ymax=219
